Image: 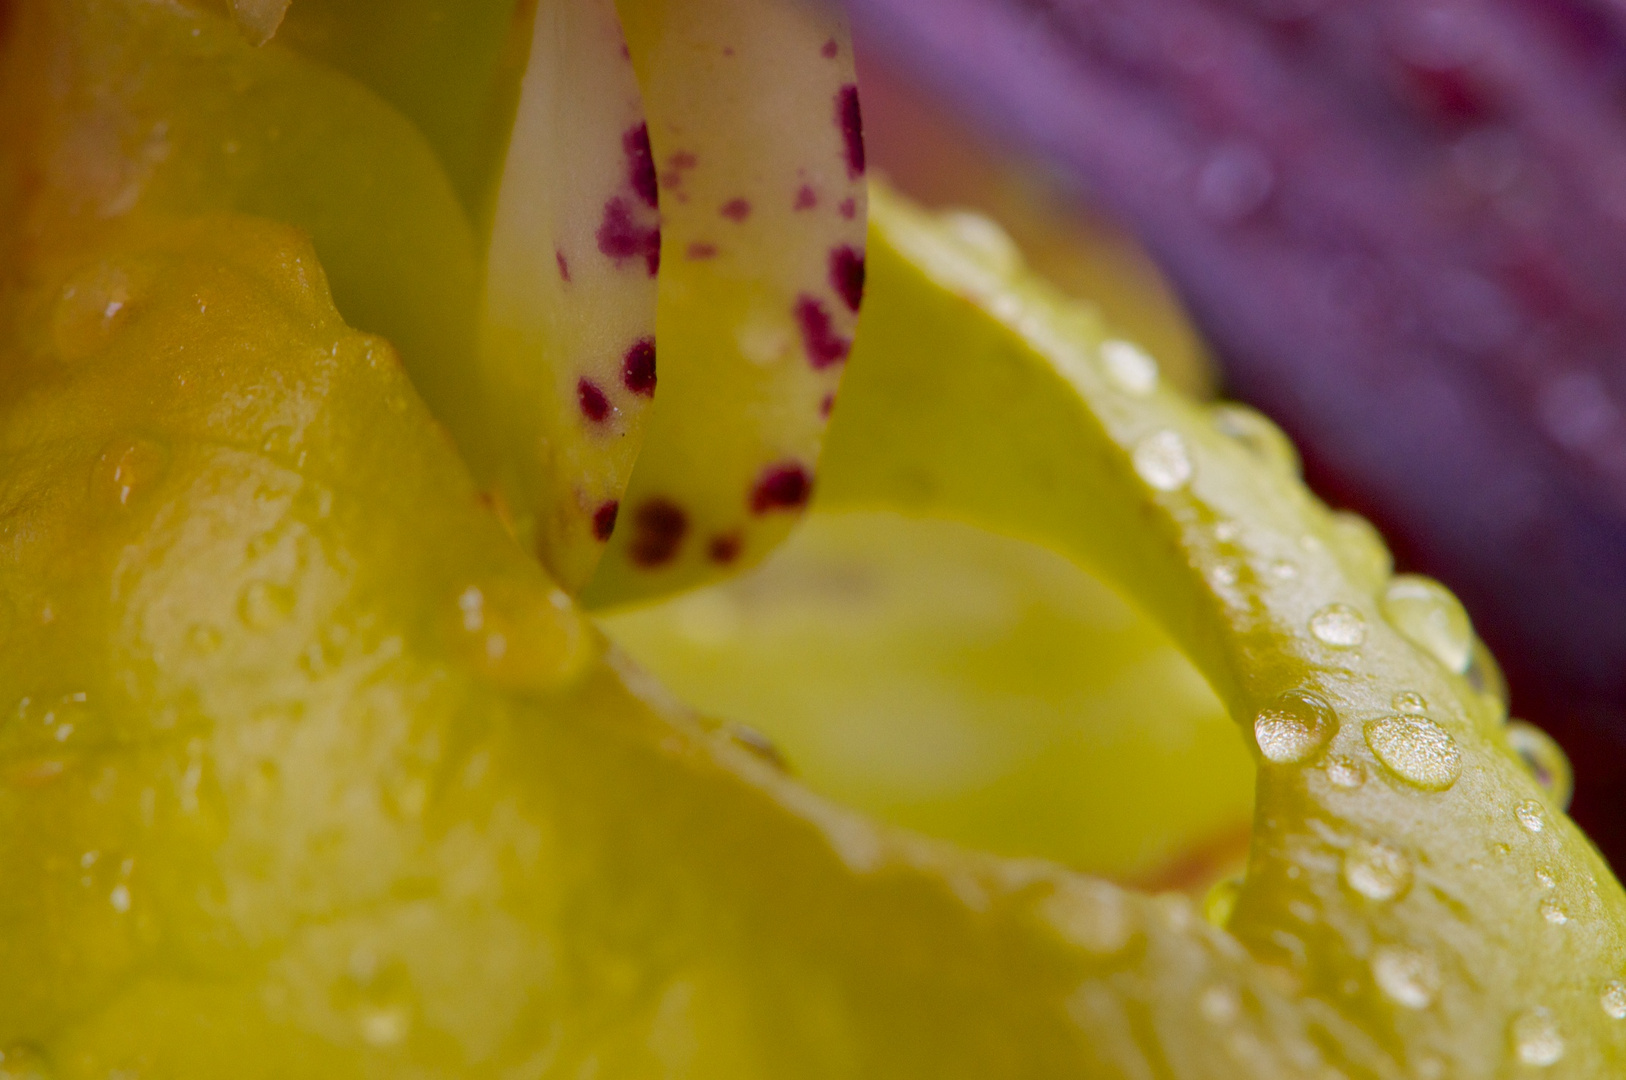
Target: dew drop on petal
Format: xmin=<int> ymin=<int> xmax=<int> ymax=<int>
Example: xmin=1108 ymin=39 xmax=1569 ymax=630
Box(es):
xmin=1100 ymin=339 xmax=1160 ymax=395
xmin=1372 ymin=945 xmax=1440 ymax=1009
xmin=1037 ymin=878 xmax=1137 ymax=957
xmin=1506 ymin=721 xmax=1573 ymax=811
xmin=1515 ymin=799 xmax=1546 ymax=833
xmin=1325 ymin=756 xmax=1366 ymax=789
xmin=1310 ymin=603 xmax=1366 ymax=647
xmin=1133 ymin=430 xmax=1193 ymax=492
xmin=1212 ymin=402 xmax=1299 ymax=474
xmin=1510 ymin=1007 xmax=1565 ymax=1067
xmin=96 ymin=438 xmax=168 ymax=508
xmin=1330 ymin=510 xmax=1393 ymax=581
xmin=1601 ymin=979 xmax=1626 ymax=1020
xmin=1203 ymin=875 xmax=1243 ymax=927
xmin=1343 ymin=840 xmax=1411 ymax=902
xmin=1365 ymin=716 xmax=1462 ymax=790
xmin=1539 ymin=897 xmax=1569 ymax=926
xmin=1466 ymin=638 xmax=1510 ymax=720
xmin=1253 ymin=689 xmax=1337 ymax=764
xmin=1392 ymin=691 xmax=1428 ymax=714
xmin=1382 ymin=575 xmax=1472 ymax=672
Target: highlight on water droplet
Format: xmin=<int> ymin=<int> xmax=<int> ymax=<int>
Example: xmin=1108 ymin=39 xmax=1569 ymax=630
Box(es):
xmin=1211 ymin=402 xmax=1300 ymax=475
xmin=1515 ymin=799 xmax=1545 ymax=834
xmin=1601 ymin=979 xmax=1626 ymax=1020
xmin=52 ymin=260 xmax=137 ymax=362
xmin=1343 ymin=840 xmax=1412 ymax=902
xmin=940 ymin=210 xmax=1023 ymax=277
xmin=1133 ymin=430 xmax=1193 ymax=492
xmin=1381 ymin=575 xmax=1472 ymax=673
xmin=95 ymin=438 xmax=168 ymax=508
xmin=1253 ymin=689 xmax=1338 ymax=765
xmin=1364 ymin=715 xmax=1462 ymax=791
xmin=1100 ymin=339 xmax=1159 ymax=396
xmin=1371 ymin=944 xmax=1441 ymax=1009
xmin=1538 ymin=897 xmax=1568 ymax=926
xmin=1506 ymin=721 xmax=1573 ymax=811
xmin=1036 ymin=877 xmax=1137 ymax=957
xmin=1510 ymin=1006 xmax=1565 ymax=1067
xmin=453 ymin=579 xmax=595 ymax=692
xmin=1309 ymin=603 xmax=1367 ymax=648
xmin=1324 ymin=755 xmax=1366 ymax=789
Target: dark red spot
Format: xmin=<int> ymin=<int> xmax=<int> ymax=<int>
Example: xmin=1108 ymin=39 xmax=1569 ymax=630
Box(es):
xmin=820 ymin=392 xmax=835 ymax=418
xmin=830 ymin=245 xmax=865 ymax=312
xmin=794 ymin=295 xmax=851 ymax=369
xmin=839 ymin=197 xmax=857 ymax=220
xmin=723 ymin=45 xmax=735 ymax=57
xmin=795 ymin=185 xmax=818 ymax=211
xmin=661 ymin=151 xmax=698 ymax=193
xmin=593 ymin=500 xmax=619 ymax=541
xmin=630 ymin=499 xmax=688 ymax=567
xmin=836 ymin=84 xmax=865 ymax=179
xmin=622 ymin=338 xmax=656 ymax=396
xmin=1399 ymin=62 xmax=1497 ymax=125
xmin=556 ymin=248 xmax=571 ymax=282
xmin=822 ymin=38 xmax=839 ymax=59
xmin=720 ymin=198 xmax=752 ymax=222
xmin=624 ymin=123 xmax=659 ymax=208
xmin=686 ymin=242 xmax=719 ymax=261
xmin=577 ymin=378 xmax=611 ymax=422
xmin=597 ymin=197 xmax=662 ymax=276
xmin=708 ymin=532 xmax=743 ymax=564
xmin=751 ymin=463 xmax=813 ymax=514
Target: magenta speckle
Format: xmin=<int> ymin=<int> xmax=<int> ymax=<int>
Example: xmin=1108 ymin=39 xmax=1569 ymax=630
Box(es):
xmin=708 ymin=532 xmax=743 ymax=564
xmin=830 ymin=246 xmax=865 ymax=312
xmin=839 ymin=197 xmax=857 ymax=220
xmin=836 ymin=84 xmax=865 ymax=179
xmin=820 ymin=392 xmax=835 ymax=419
xmin=794 ymin=295 xmax=851 ymax=369
xmin=625 ymin=124 xmax=659 ymax=208
xmin=751 ymin=463 xmax=813 ymax=515
xmin=795 ymin=185 xmax=818 ymax=211
xmin=555 ymin=248 xmax=571 ymax=282
xmin=597 ymin=197 xmax=662 ymax=276
xmin=720 ymin=198 xmax=752 ymax=222
xmin=593 ymin=501 xmax=619 ymax=541
xmin=630 ymin=499 xmax=688 ymax=567
xmin=686 ymin=242 xmax=719 ymax=261
xmin=622 ymin=338 xmax=656 ymax=397
xmin=578 ymin=378 xmax=611 ymax=423
xmin=822 ymin=38 xmax=839 ymax=59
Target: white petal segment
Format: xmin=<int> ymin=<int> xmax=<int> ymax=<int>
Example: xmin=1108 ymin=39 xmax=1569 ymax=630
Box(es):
xmin=585 ymin=0 xmax=868 ymax=605
xmin=478 ymin=0 xmax=661 ymax=592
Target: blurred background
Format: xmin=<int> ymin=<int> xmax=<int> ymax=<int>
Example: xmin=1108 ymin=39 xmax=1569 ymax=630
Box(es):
xmin=834 ymin=0 xmax=1626 ymax=870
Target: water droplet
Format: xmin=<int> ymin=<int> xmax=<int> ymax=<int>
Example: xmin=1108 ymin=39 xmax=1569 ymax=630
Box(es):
xmin=1539 ymin=897 xmax=1568 ymax=925
xmin=1507 ymin=722 xmax=1572 ymax=811
xmin=1601 ymin=979 xmax=1626 ymax=1020
xmin=1214 ymin=521 xmax=1240 ymax=542
xmin=1253 ymin=689 xmax=1338 ymax=764
xmin=1211 ymin=562 xmax=1240 ymax=587
xmin=725 ymin=724 xmax=789 ymax=771
xmin=1510 ymin=1007 xmax=1565 ymax=1067
xmin=1100 ymin=339 xmax=1159 ymax=395
xmin=1310 ymin=604 xmax=1366 ymax=647
xmin=52 ymin=261 xmax=137 ymax=362
xmin=941 ymin=211 xmax=1023 ymax=276
xmin=1392 ymin=691 xmax=1428 ymax=714
xmin=238 ymin=580 xmax=295 ymax=629
xmin=1382 ymin=575 xmax=1472 ymax=672
xmin=109 ymin=883 xmax=131 ymax=913
xmin=1372 ymin=945 xmax=1440 ymax=1009
xmin=1269 ymin=559 xmax=1298 ymax=581
xmin=1535 ymin=867 xmax=1556 ymax=889
xmin=1199 ymin=984 xmax=1241 ymax=1024
xmin=1325 ymin=756 xmax=1366 ymax=789
xmin=95 ymin=438 xmax=168 ymax=508
xmin=357 ymin=1002 xmax=410 ymax=1048
xmin=1344 ymin=840 xmax=1411 ymax=902
xmin=1038 ymin=878 xmax=1136 ymax=956
xmin=1133 ymin=430 xmax=1193 ymax=492
xmin=1465 ymin=638 xmax=1509 ymax=721
xmin=455 ymin=579 xmax=593 ymax=692
xmin=1330 ymin=511 xmax=1392 ymax=581
xmin=1212 ymin=403 xmax=1300 ymax=474
xmin=1365 ymin=715 xmax=1462 ymax=790
xmin=1515 ymin=799 xmax=1545 ymax=833
xmin=1203 ymin=875 xmax=1243 ymax=927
